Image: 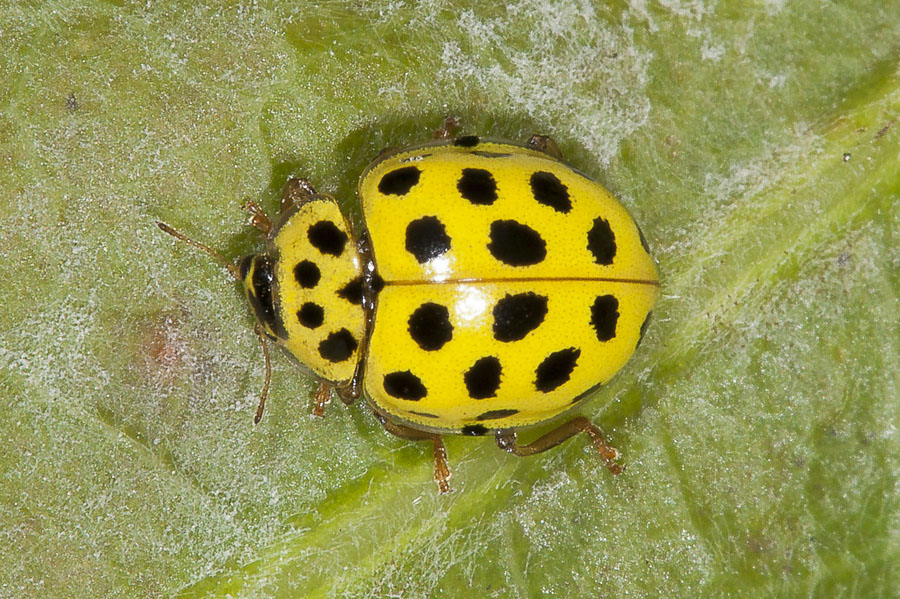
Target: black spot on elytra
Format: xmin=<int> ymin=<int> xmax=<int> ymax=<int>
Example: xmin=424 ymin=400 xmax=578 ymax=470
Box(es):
xmin=294 ymin=260 xmax=321 ymax=288
xmin=461 ymin=424 xmax=488 ymax=436
xmin=587 ymin=217 xmax=616 ymax=266
xmin=406 ymin=216 xmax=451 ymax=263
xmin=378 ymin=166 xmax=421 ymax=196
xmin=307 ymin=220 xmax=348 ymax=256
xmin=383 ymin=370 xmax=427 ymax=401
xmin=457 ymin=168 xmax=498 ymax=206
xmin=530 ymin=171 xmax=572 ymax=213
xmin=476 ymin=409 xmax=519 ymax=421
xmin=318 ymin=328 xmax=358 ymax=363
xmin=337 ymin=276 xmax=365 ymax=305
xmin=464 ymin=356 xmax=502 ymax=399
xmin=410 ymin=410 xmax=440 ymax=419
xmin=487 ymin=220 xmax=547 ymax=266
xmin=493 ymin=292 xmax=548 ymax=342
xmin=535 ymin=347 xmax=581 ymax=393
xmin=590 ymin=295 xmax=619 ymax=342
xmin=454 ymin=135 xmax=480 ymax=147
xmin=636 ymin=311 xmax=653 ymax=349
xmin=408 ymin=302 xmax=453 ymax=351
xmin=297 ymin=302 xmax=324 ymax=329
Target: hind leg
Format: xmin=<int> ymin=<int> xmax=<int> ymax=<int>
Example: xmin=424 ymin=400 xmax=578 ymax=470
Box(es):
xmin=495 ymin=416 xmax=623 ymax=475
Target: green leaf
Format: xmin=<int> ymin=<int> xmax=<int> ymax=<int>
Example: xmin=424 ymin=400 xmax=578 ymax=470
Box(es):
xmin=1 ymin=2 xmax=897 ymax=597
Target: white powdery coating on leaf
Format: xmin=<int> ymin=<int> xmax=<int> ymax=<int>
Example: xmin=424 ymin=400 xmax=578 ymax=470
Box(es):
xmin=700 ymin=40 xmax=725 ymax=62
xmin=657 ymin=0 xmax=713 ymax=21
xmin=0 ymin=294 xmax=104 ymax=404
xmin=512 ymin=471 xmax=574 ymax=550
xmin=437 ymin=1 xmax=651 ymax=165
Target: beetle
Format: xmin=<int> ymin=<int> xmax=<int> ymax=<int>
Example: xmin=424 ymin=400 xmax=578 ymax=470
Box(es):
xmin=157 ymin=119 xmax=659 ymax=492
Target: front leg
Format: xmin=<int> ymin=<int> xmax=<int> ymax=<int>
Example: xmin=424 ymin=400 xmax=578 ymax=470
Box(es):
xmin=243 ymin=200 xmax=272 ymax=234
xmin=311 ymin=378 xmax=357 ymax=415
xmin=334 ymin=337 xmax=367 ymax=406
xmin=377 ymin=414 xmax=451 ymax=493
xmin=280 ymin=176 xmax=318 ymax=215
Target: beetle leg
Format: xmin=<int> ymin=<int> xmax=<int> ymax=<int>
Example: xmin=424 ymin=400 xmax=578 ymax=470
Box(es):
xmin=378 ymin=415 xmax=451 ymax=493
xmin=495 ymin=416 xmax=623 ymax=475
xmin=526 ymin=134 xmax=564 ymax=160
xmin=336 ymin=317 xmax=369 ymax=406
xmin=336 ymin=373 xmax=361 ymax=406
xmin=243 ymin=200 xmax=272 ymax=234
xmin=311 ymin=380 xmax=333 ymax=417
xmin=280 ymin=176 xmax=318 ymax=214
xmin=433 ymin=116 xmax=461 ymax=140
xmin=252 ymin=324 xmax=272 ymax=424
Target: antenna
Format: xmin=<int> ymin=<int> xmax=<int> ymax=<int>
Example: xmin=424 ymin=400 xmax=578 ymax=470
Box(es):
xmin=156 ymin=221 xmax=241 ymax=280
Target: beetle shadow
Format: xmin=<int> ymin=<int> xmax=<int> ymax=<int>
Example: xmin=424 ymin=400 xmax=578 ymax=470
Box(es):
xmin=261 ymin=109 xmax=606 ymax=226
xmin=225 ymin=106 xmax=611 ymax=258
xmin=328 ymin=110 xmax=608 ymax=220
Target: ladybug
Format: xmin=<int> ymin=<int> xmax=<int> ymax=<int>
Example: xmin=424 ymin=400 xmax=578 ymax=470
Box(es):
xmin=157 ymin=120 xmax=659 ymax=492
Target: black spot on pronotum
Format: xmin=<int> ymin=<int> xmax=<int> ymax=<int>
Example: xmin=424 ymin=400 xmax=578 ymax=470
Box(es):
xmin=476 ymin=409 xmax=519 ymax=421
xmin=378 ymin=166 xmax=421 ymax=196
xmin=587 ymin=217 xmax=616 ymax=266
xmin=457 ymin=168 xmax=498 ymax=205
xmin=297 ymin=302 xmax=324 ymax=329
xmin=487 ymin=220 xmax=547 ymax=266
xmin=464 ymin=356 xmax=502 ymax=399
xmin=492 ymin=292 xmax=548 ymax=342
xmin=530 ymin=171 xmax=572 ymax=213
xmin=307 ymin=220 xmax=348 ymax=256
xmin=337 ymin=276 xmax=365 ymax=305
xmin=318 ymin=328 xmax=358 ymax=363
xmin=636 ymin=311 xmax=653 ymax=349
xmin=454 ymin=135 xmax=480 ymax=147
xmin=590 ymin=295 xmax=619 ymax=342
xmin=383 ymin=370 xmax=427 ymax=401
xmin=534 ymin=347 xmax=581 ymax=393
xmin=294 ymin=260 xmax=321 ymax=288
xmin=405 ymin=216 xmax=451 ymax=263
xmin=461 ymin=424 xmax=488 ymax=436
xmin=408 ymin=302 xmax=453 ymax=351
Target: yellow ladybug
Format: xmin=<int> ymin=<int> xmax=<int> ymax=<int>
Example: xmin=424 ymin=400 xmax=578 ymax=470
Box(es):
xmin=157 ymin=120 xmax=659 ymax=492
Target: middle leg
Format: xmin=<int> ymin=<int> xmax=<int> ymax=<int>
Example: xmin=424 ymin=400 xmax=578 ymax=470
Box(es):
xmin=377 ymin=414 xmax=451 ymax=493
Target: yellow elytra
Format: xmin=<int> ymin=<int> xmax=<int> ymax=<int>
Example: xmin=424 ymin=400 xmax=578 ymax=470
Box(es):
xmin=158 ymin=123 xmax=659 ymax=493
